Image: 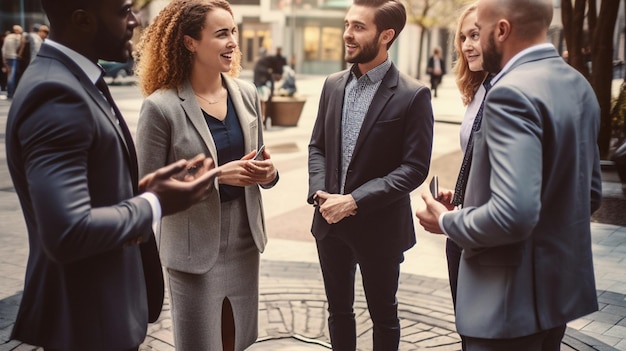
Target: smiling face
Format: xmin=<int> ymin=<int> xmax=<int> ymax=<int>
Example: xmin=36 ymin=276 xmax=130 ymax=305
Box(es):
xmin=459 ymin=10 xmax=483 ymax=72
xmin=186 ymin=7 xmax=238 ymax=73
xmin=343 ymin=4 xmax=383 ymax=67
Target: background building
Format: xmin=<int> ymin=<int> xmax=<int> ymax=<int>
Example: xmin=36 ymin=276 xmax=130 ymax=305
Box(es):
xmin=2 ymin=0 xmax=623 ymax=78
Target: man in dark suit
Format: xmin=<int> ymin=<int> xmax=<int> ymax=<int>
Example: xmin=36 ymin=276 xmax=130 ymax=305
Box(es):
xmin=5 ymin=0 xmax=220 ymax=350
xmin=416 ymin=0 xmax=602 ymax=350
xmin=307 ymin=0 xmax=433 ymax=349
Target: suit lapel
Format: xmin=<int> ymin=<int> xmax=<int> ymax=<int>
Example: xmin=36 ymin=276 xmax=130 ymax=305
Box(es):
xmin=41 ymin=46 xmax=132 ymax=154
xmin=38 ymin=45 xmax=139 ymax=190
xmin=178 ymin=80 xmax=219 ymax=162
xmin=178 ymin=75 xmax=256 ymax=162
xmin=223 ymin=74 xmax=256 ymax=154
xmin=331 ymin=71 xmax=350 ymax=166
xmin=350 ymin=64 xmax=397 ymax=161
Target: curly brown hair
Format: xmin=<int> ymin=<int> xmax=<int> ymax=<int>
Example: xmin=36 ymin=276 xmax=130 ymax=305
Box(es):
xmin=453 ymin=2 xmax=488 ymax=106
xmin=135 ymin=0 xmax=241 ymax=96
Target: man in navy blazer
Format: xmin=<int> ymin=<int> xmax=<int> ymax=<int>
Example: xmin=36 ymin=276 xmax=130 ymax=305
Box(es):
xmin=307 ymin=0 xmax=433 ymax=349
xmin=5 ymin=0 xmax=220 ymax=350
xmin=416 ymin=0 xmax=602 ymax=349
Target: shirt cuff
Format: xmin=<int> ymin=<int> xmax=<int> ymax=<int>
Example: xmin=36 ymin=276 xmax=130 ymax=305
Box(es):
xmin=260 ymin=171 xmax=280 ymax=189
xmin=140 ymin=192 xmax=161 ymax=235
xmin=439 ymin=211 xmax=450 ymax=236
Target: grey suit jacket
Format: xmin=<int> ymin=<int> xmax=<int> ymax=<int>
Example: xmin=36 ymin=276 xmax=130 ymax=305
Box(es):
xmin=442 ymin=45 xmax=602 ymax=338
xmin=308 ymin=63 xmax=433 ymax=254
xmin=6 ymin=44 xmax=162 ymax=350
xmin=136 ymin=75 xmax=269 ymax=274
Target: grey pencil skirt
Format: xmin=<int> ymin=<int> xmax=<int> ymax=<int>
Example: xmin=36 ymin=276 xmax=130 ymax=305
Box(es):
xmin=166 ymin=197 xmax=260 ymax=351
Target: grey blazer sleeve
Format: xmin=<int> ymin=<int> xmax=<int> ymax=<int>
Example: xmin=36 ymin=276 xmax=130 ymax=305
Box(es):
xmin=442 ymin=84 xmax=543 ymax=250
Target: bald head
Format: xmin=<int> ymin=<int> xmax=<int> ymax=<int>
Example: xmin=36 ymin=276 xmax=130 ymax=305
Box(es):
xmin=477 ymin=0 xmax=552 ymax=73
xmin=483 ymin=0 xmax=552 ymax=39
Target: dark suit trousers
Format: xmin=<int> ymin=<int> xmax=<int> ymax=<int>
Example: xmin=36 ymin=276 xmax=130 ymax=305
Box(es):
xmin=464 ymin=325 xmax=566 ymax=351
xmin=446 ymin=238 xmax=462 ymax=306
xmin=446 ymin=238 xmax=466 ymax=350
xmin=316 ymin=233 xmax=404 ymax=351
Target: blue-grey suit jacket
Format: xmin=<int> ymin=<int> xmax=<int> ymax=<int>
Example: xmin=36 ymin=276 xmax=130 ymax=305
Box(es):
xmin=442 ymin=45 xmax=602 ymax=338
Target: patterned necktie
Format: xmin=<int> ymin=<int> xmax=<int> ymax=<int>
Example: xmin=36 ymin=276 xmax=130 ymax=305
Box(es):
xmin=95 ymin=76 xmax=139 ymax=193
xmin=451 ymin=76 xmax=492 ymax=207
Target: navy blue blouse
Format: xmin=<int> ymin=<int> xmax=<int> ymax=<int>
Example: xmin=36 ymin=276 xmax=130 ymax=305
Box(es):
xmin=203 ymin=94 xmax=245 ymax=202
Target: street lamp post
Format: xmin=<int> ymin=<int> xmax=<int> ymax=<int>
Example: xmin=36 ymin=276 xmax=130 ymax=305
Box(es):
xmin=290 ymin=0 xmax=296 ymax=69
xmin=19 ymin=0 xmax=26 ymax=28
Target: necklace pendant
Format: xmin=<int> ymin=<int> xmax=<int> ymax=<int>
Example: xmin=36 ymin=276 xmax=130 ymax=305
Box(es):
xmin=194 ymin=89 xmax=225 ymax=105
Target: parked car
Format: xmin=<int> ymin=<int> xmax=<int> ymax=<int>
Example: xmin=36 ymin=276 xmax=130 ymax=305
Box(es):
xmin=99 ymin=59 xmax=134 ymax=83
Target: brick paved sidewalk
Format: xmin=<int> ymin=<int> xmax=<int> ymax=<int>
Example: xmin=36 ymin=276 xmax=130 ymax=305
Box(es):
xmin=1 ymin=259 xmax=615 ymax=351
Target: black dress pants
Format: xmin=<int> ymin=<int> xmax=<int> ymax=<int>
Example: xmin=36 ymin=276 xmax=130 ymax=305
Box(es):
xmin=46 ymin=348 xmax=139 ymax=351
xmin=446 ymin=238 xmax=467 ymax=350
xmin=316 ymin=233 xmax=404 ymax=351
xmin=464 ymin=325 xmax=566 ymax=351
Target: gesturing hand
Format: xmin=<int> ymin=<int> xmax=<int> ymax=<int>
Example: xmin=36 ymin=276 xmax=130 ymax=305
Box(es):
xmin=139 ymin=156 xmax=220 ymax=216
xmin=244 ymin=148 xmax=277 ymax=186
xmin=415 ymin=190 xmax=450 ymax=235
xmin=219 ymin=149 xmax=278 ymax=187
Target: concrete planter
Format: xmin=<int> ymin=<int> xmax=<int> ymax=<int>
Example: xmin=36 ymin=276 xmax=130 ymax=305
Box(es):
xmin=263 ymin=96 xmax=307 ymax=127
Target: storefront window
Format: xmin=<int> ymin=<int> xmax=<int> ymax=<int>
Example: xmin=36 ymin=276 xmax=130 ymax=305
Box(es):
xmin=304 ymin=26 xmax=343 ymax=62
xmin=304 ymin=27 xmax=319 ymax=61
xmin=1 ymin=0 xmax=46 ymax=33
xmin=321 ymin=27 xmax=342 ymax=61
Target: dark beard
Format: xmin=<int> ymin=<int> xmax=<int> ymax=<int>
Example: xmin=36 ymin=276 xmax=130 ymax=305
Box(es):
xmin=482 ymin=34 xmax=502 ymax=74
xmin=345 ymin=33 xmax=380 ymax=64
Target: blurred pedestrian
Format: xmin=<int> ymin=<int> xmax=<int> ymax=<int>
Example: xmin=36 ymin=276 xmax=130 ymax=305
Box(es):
xmin=253 ymin=47 xmax=273 ymax=101
xmin=19 ymin=23 xmax=49 ymax=65
xmin=426 ymin=46 xmax=445 ymax=97
xmin=0 ymin=31 xmax=8 ymax=92
xmin=135 ymin=0 xmax=278 ymax=350
xmin=307 ymin=0 xmax=434 ymax=349
xmin=276 ymin=63 xmax=297 ymax=96
xmin=17 ymin=23 xmax=48 ymax=75
xmin=2 ymin=25 xmax=24 ymax=98
xmin=416 ymin=0 xmax=602 ymax=349
xmin=28 ymin=24 xmax=50 ymax=62
xmin=5 ymin=0 xmax=221 ymax=349
xmin=272 ymin=46 xmax=287 ymax=80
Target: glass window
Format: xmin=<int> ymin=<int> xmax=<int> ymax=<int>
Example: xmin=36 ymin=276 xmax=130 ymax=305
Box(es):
xmin=304 ymin=26 xmax=343 ymax=62
xmin=321 ymin=27 xmax=342 ymax=61
xmin=304 ymin=26 xmax=320 ymax=61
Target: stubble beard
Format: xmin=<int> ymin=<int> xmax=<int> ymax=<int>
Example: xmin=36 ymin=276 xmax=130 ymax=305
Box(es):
xmin=345 ymin=33 xmax=381 ymax=64
xmin=482 ymin=33 xmax=503 ymax=74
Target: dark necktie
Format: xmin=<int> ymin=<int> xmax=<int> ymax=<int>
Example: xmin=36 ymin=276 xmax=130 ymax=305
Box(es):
xmin=451 ymin=77 xmax=492 ymax=207
xmin=95 ymin=76 xmax=139 ymax=193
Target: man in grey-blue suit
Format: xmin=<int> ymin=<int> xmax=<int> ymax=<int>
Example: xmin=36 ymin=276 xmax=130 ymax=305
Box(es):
xmin=416 ymin=0 xmax=602 ymax=350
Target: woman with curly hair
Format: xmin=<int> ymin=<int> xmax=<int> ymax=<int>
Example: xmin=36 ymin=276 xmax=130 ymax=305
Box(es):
xmin=432 ymin=3 xmax=489 ymax=350
xmin=134 ymin=0 xmax=278 ymax=350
